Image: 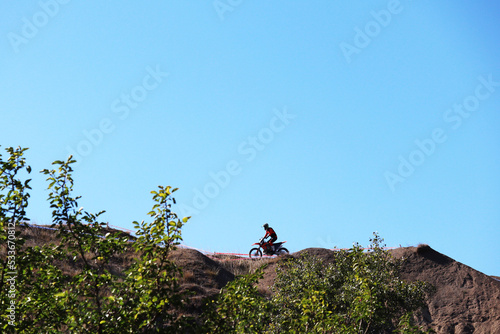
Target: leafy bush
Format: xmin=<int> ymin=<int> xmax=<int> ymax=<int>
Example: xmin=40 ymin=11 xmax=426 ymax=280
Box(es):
xmin=203 ymin=266 xmax=272 ymax=333
xmin=270 ymin=234 xmax=433 ymax=333
xmin=0 ymin=147 xmax=32 ymax=332
xmin=0 ymin=147 xmax=193 ymax=333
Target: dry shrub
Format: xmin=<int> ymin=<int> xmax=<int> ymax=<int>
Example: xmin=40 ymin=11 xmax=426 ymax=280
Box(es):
xmin=217 ymin=257 xmax=272 ymax=276
xmin=181 ymin=270 xmax=196 ymax=283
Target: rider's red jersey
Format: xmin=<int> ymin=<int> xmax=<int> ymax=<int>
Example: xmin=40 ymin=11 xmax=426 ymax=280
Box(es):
xmin=265 ymin=227 xmax=277 ymax=240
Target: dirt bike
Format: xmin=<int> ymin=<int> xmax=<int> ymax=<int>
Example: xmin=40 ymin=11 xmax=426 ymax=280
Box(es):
xmin=249 ymin=237 xmax=289 ymax=258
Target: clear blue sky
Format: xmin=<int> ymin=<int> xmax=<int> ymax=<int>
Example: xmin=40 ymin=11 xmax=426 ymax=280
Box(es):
xmin=1 ymin=1 xmax=499 ymax=275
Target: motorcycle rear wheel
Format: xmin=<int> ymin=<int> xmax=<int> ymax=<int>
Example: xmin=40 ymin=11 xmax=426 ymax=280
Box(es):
xmin=249 ymin=248 xmax=262 ymax=259
xmin=277 ymin=247 xmax=289 ymax=255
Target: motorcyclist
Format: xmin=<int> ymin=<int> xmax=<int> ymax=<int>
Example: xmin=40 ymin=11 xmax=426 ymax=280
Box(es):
xmin=262 ymin=223 xmax=278 ymax=254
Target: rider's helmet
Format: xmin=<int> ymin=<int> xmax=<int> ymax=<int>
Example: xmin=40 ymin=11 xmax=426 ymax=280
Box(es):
xmin=263 ymin=223 xmax=269 ymax=230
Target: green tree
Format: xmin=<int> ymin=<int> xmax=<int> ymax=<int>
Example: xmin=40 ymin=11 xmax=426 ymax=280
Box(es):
xmin=270 ymin=253 xmax=345 ymax=333
xmin=20 ymin=156 xmax=132 ymax=333
xmin=0 ymin=148 xmax=192 ymax=333
xmin=270 ymin=233 xmax=432 ymax=333
xmin=0 ymin=147 xmax=31 ymax=333
xmin=203 ymin=266 xmax=272 ymax=333
xmin=117 ymin=185 xmax=193 ymax=333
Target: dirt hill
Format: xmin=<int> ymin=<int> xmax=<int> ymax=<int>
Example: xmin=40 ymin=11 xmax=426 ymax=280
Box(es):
xmin=174 ymin=246 xmax=500 ymax=333
xmin=168 ymin=248 xmax=235 ymax=316
xmin=391 ymin=245 xmax=500 ymax=333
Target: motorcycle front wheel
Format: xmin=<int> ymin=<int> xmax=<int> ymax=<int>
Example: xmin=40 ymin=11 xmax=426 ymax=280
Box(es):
xmin=277 ymin=248 xmax=289 ymax=255
xmin=249 ymin=248 xmax=262 ymax=259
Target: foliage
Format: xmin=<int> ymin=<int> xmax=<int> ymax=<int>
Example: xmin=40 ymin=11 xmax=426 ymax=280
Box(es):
xmin=270 ymin=253 xmax=344 ymax=333
xmin=203 ymin=266 xmax=272 ymax=333
xmin=0 ymin=147 xmax=192 ymax=333
xmin=269 ymin=233 xmax=433 ymax=333
xmin=119 ymin=185 xmax=193 ymax=332
xmin=0 ymin=147 xmax=31 ymax=332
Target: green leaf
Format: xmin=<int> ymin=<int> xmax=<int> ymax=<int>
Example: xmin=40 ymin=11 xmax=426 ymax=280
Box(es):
xmin=54 ymin=291 xmax=67 ymax=298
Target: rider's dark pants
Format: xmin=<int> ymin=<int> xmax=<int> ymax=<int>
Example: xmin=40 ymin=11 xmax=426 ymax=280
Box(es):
xmin=269 ymin=236 xmax=277 ymax=249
